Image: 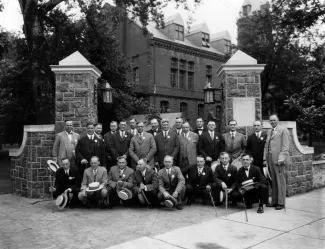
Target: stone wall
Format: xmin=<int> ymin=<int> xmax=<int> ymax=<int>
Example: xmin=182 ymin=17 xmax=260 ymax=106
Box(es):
xmin=312 ymin=160 xmax=325 ymax=189
xmin=9 ymin=125 xmax=55 ymax=198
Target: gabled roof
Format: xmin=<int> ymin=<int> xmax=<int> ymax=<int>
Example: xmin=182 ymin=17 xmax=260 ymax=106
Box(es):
xmin=210 ymin=30 xmax=232 ymax=42
xmin=187 ymin=22 xmax=210 ymax=35
xmin=164 ymin=13 xmax=185 ymax=26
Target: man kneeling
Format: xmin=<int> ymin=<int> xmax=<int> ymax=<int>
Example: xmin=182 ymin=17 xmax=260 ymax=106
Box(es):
xmin=78 ymin=156 xmax=108 ymax=209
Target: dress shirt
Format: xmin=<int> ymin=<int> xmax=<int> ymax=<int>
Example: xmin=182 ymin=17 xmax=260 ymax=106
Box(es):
xmin=197 ymin=167 xmax=203 ymax=175
xmin=177 ymin=129 xmax=182 ymax=135
xmin=120 ymin=130 xmax=125 ymax=138
xmin=244 ymin=166 xmax=250 ymax=178
xmin=230 ymin=131 xmax=236 ymax=138
xmin=255 ymin=131 xmax=261 ymax=138
xmin=87 ymin=134 xmax=94 ymax=140
xmin=66 ymin=131 xmax=73 ymax=142
xmin=209 ymin=131 xmax=214 ymax=140
xmin=166 ymin=168 xmax=171 ymax=176
xmin=65 ymin=169 xmax=70 ymax=175
xmin=183 ymin=132 xmax=189 ymax=139
xmin=223 ymin=163 xmax=229 ymax=171
xmin=130 ymin=129 xmax=137 ymax=135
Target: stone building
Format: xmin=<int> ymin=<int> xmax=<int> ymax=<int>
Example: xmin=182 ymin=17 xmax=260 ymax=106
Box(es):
xmin=239 ymin=0 xmax=268 ymax=16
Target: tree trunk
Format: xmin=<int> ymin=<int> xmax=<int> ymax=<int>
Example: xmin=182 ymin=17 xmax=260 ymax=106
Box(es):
xmin=308 ymin=128 xmax=313 ymax=147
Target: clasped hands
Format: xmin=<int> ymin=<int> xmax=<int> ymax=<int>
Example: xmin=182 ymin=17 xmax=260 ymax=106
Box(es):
xmin=138 ymin=182 xmax=146 ymax=193
xmin=221 ymin=182 xmax=233 ymax=194
xmin=163 ymin=191 xmax=178 ymax=199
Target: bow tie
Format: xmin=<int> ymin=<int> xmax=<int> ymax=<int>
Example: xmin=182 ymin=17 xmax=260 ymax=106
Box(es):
xmin=245 ymin=168 xmax=249 ymax=171
xmin=198 ymin=128 xmax=203 ymax=130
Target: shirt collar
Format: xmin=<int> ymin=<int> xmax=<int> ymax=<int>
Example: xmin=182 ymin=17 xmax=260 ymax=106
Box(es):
xmin=255 ymin=131 xmax=261 ymax=135
xmin=223 ymin=163 xmax=229 ymax=169
xmin=197 ymin=166 xmax=203 ymax=172
xmin=244 ymin=165 xmax=250 ymax=171
xmin=65 ymin=169 xmax=69 ymax=174
xmin=142 ymin=169 xmax=146 ymax=176
xmin=230 ymin=131 xmax=236 ymax=136
xmin=66 ymin=131 xmax=72 ymax=135
xmin=87 ymin=134 xmax=93 ymax=139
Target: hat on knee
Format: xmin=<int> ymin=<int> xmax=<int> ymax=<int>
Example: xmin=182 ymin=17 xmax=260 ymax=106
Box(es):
xmin=118 ymin=188 xmax=133 ymax=200
xmin=164 ymin=195 xmax=178 ymax=208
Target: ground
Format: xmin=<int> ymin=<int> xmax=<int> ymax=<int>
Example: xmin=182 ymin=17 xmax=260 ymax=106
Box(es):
xmin=1 ymin=188 xmax=325 ymax=249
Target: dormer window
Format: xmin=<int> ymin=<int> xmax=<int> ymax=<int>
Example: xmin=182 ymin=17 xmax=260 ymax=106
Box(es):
xmin=202 ymin=32 xmax=210 ymax=48
xmin=243 ymin=5 xmax=251 ymax=16
xmin=175 ymin=24 xmax=184 ymax=41
xmin=225 ymin=40 xmax=231 ymax=53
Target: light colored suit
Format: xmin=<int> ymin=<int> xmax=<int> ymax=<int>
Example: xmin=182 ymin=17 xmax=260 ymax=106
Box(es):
xmin=107 ymin=166 xmax=134 ymax=190
xmin=158 ymin=166 xmax=185 ymax=195
xmin=129 ymin=132 xmax=157 ymax=169
xmin=263 ymin=125 xmax=290 ymax=206
xmin=179 ymin=131 xmax=199 ymax=167
xmin=80 ymin=166 xmax=108 ymax=190
xmin=222 ymin=131 xmax=246 ymax=160
xmin=52 ymin=131 xmax=80 ymax=164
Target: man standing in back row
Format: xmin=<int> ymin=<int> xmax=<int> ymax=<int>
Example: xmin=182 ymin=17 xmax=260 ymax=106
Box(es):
xmin=223 ymin=120 xmax=246 ymax=162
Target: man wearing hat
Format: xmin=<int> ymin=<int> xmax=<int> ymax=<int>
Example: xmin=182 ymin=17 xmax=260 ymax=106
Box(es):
xmin=157 ymin=155 xmax=185 ymax=210
xmin=181 ymin=155 xmax=213 ymax=206
xmin=212 ymin=152 xmax=238 ymax=206
xmin=232 ymin=154 xmax=269 ymax=214
xmin=132 ymin=159 xmax=158 ymax=208
xmin=50 ymin=158 xmax=81 ymax=208
xmin=107 ymin=157 xmax=134 ymax=207
xmin=78 ymin=156 xmax=108 ymax=209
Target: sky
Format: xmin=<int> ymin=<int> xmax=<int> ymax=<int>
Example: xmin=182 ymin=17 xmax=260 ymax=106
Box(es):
xmin=0 ymin=0 xmax=243 ymax=43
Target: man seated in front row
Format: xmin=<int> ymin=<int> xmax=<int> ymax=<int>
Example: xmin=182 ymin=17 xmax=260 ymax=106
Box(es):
xmin=50 ymin=158 xmax=81 ymax=208
xmin=232 ymin=154 xmax=269 ymax=214
xmin=107 ymin=157 xmax=134 ymax=208
xmin=157 ymin=155 xmax=185 ymax=210
xmin=212 ymin=152 xmax=238 ymax=206
xmin=182 ymin=155 xmax=213 ymax=206
xmin=132 ymin=159 xmax=158 ymax=208
xmin=78 ymin=156 xmax=108 ymax=209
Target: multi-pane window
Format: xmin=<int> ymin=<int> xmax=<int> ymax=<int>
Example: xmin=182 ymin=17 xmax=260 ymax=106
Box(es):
xmin=170 ymin=58 xmax=196 ymax=90
xmin=202 ymin=32 xmax=210 ymax=48
xmin=188 ymin=61 xmax=194 ymax=71
xmin=198 ymin=104 xmax=204 ymax=118
xmin=171 ymin=58 xmax=178 ymax=68
xmin=188 ymin=72 xmax=194 ymax=90
xmin=170 ymin=69 xmax=178 ymax=88
xmin=242 ymin=5 xmax=251 ymax=16
xmin=179 ymin=71 xmax=186 ymax=89
xmin=206 ymin=65 xmax=212 ymax=84
xmin=133 ymin=67 xmax=139 ymax=83
xmin=225 ymin=40 xmax=231 ymax=53
xmin=179 ymin=60 xmax=186 ymax=70
xmin=161 ymin=101 xmax=169 ymax=113
xmin=180 ymin=102 xmax=188 ymax=118
xmin=175 ymin=24 xmax=184 ymax=41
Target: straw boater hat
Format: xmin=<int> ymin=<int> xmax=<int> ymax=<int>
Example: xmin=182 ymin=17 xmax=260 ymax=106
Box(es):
xmin=164 ymin=195 xmax=178 ymax=208
xmin=47 ymin=160 xmax=60 ymax=173
xmin=118 ymin=188 xmax=133 ymax=200
xmin=86 ymin=182 xmax=103 ymax=192
xmin=55 ymin=192 xmax=68 ymax=210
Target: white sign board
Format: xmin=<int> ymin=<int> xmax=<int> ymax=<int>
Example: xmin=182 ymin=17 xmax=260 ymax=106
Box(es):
xmin=233 ymin=98 xmax=255 ymax=126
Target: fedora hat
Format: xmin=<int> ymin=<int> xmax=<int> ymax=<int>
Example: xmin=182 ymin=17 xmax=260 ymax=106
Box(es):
xmin=47 ymin=160 xmax=60 ymax=173
xmin=55 ymin=192 xmax=68 ymax=210
xmin=263 ymin=167 xmax=272 ymax=180
xmin=118 ymin=188 xmax=133 ymax=200
xmin=86 ymin=182 xmax=103 ymax=192
xmin=164 ymin=195 xmax=177 ymax=208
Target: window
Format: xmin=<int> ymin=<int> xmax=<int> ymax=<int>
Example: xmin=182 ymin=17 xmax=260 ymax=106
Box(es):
xmin=160 ymin=101 xmax=169 ymax=113
xmin=170 ymin=69 xmax=178 ymax=88
xmin=188 ymin=72 xmax=194 ymax=90
xmin=243 ymin=5 xmax=251 ymax=16
xmin=202 ymin=32 xmax=210 ymax=48
xmin=225 ymin=40 xmax=231 ymax=53
xmin=206 ymin=65 xmax=212 ymax=75
xmin=206 ymin=65 xmax=212 ymax=84
xmin=180 ymin=102 xmax=188 ymax=118
xmin=188 ymin=61 xmax=194 ymax=71
xmin=171 ymin=58 xmax=178 ymax=68
xmin=175 ymin=24 xmax=184 ymax=41
xmin=179 ymin=60 xmax=186 ymax=70
xmin=133 ymin=67 xmax=139 ymax=83
xmin=179 ymin=71 xmax=186 ymax=89
xmin=198 ymin=104 xmax=204 ymax=118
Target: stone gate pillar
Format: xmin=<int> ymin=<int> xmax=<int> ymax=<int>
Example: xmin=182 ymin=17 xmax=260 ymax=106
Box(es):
xmin=50 ymin=51 xmax=102 ymax=134
xmin=217 ymin=50 xmax=265 ymax=135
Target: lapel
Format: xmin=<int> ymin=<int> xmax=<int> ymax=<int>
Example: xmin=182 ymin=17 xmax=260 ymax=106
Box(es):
xmin=206 ymin=132 xmax=213 ymax=144
xmin=135 ymin=133 xmax=143 ymax=144
xmin=227 ymin=133 xmax=233 ymax=144
xmin=62 ymin=132 xmax=70 ymax=150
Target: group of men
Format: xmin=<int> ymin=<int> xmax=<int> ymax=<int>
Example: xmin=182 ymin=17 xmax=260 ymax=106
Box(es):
xmin=51 ymin=115 xmax=290 ymax=213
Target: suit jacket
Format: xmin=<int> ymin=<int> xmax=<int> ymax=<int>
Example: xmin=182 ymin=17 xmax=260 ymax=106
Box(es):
xmin=80 ymin=166 xmax=108 ymax=190
xmin=129 ymin=132 xmax=157 ymax=167
xmin=179 ymin=131 xmax=199 ymax=166
xmin=104 ymin=131 xmax=117 ymax=167
xmin=75 ymin=134 xmax=106 ymax=167
xmin=109 ymin=131 xmax=132 ymax=163
xmin=107 ymin=165 xmax=134 ymax=190
xmin=155 ymin=130 xmax=180 ymax=166
xmin=182 ymin=165 xmax=213 ymax=189
xmin=198 ymin=131 xmax=223 ymax=161
xmin=193 ymin=127 xmax=208 ymax=137
xmin=222 ymin=132 xmax=246 ymax=160
xmin=236 ymin=165 xmax=267 ymax=188
xmin=52 ymin=131 xmax=80 ymax=163
xmin=132 ymin=168 xmax=158 ymax=194
xmin=214 ymin=164 xmax=238 ymax=189
xmin=263 ymin=125 xmax=290 ymax=165
xmin=246 ymin=131 xmax=267 ymax=167
xmin=54 ymin=166 xmax=81 ymax=194
xmin=147 ymin=128 xmax=161 ymax=137
xmin=129 ymin=128 xmax=137 ymax=136
xmin=158 ymin=166 xmax=185 ymax=194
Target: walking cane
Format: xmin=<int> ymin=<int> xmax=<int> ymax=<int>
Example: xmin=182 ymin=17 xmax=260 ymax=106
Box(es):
xmin=48 ymin=168 xmax=55 ymax=213
xmin=141 ymin=190 xmax=151 ymax=205
xmin=225 ymin=189 xmax=228 ymax=217
xmin=208 ymin=189 xmax=218 ymax=217
xmin=242 ymin=192 xmax=248 ymax=222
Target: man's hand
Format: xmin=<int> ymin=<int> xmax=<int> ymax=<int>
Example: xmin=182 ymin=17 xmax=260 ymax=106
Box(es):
xmin=263 ymin=161 xmax=267 ymax=167
xmin=163 ymin=192 xmax=170 ymax=198
xmin=53 ymin=158 xmax=57 ymax=163
xmin=226 ymin=188 xmax=233 ymax=194
xmin=117 ymin=181 xmax=123 ymax=188
xmin=206 ymin=185 xmax=211 ymax=191
xmin=206 ymin=157 xmax=212 ymax=162
xmin=81 ymin=159 xmax=88 ymax=164
xmin=221 ymin=182 xmax=227 ymax=190
xmin=239 ymin=187 xmax=245 ymax=195
xmin=81 ymin=189 xmax=87 ymax=196
xmin=172 ymin=191 xmax=178 ymax=198
xmin=49 ymin=186 xmax=56 ymax=192
xmin=64 ymin=188 xmax=71 ymax=194
xmin=277 ymin=161 xmax=285 ymax=166
xmin=140 ymin=182 xmax=145 ymax=190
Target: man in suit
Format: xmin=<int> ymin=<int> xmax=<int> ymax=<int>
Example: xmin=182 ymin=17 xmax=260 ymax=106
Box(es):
xmin=157 ymin=155 xmax=185 ymax=210
xmin=155 ymin=118 xmax=180 ymax=170
xmin=103 ymin=121 xmax=118 ymax=171
xmin=179 ymin=121 xmax=199 ymax=169
xmin=75 ymin=122 xmax=106 ymax=176
xmin=193 ymin=117 xmax=208 ymax=137
xmin=182 ymin=155 xmax=213 ymax=206
xmin=211 ymin=152 xmax=238 ymax=206
xmin=222 ymin=120 xmax=246 ymax=161
xmin=129 ymin=118 xmax=137 ymax=136
xmin=263 ymin=114 xmax=290 ymax=210
xmin=132 ymin=159 xmax=158 ymax=208
xmin=246 ymin=121 xmax=267 ymax=173
xmin=172 ymin=117 xmax=184 ymax=136
xmin=52 ymin=120 xmax=80 ymax=167
xmin=107 ymin=157 xmax=134 ymax=207
xmin=232 ymin=154 xmax=269 ymax=214
xmin=94 ymin=123 xmax=104 ymax=140
xmin=78 ymin=156 xmax=108 ymax=209
xmin=108 ymin=120 xmax=132 ymax=166
xmin=50 ymin=158 xmax=81 ymax=207
xmin=147 ymin=118 xmax=161 ymax=137
xmin=198 ymin=120 xmax=223 ymax=167
xmin=129 ymin=121 xmax=157 ymax=170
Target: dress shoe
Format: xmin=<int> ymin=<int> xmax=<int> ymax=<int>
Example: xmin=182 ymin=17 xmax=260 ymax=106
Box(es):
xmin=266 ymin=203 xmax=275 ymax=207
xmin=176 ymin=204 xmax=183 ymax=210
xmin=246 ymin=204 xmax=253 ymax=209
xmin=275 ymin=205 xmax=284 ymax=210
xmin=257 ymin=205 xmax=264 ymax=213
xmin=186 ymin=199 xmax=192 ymax=206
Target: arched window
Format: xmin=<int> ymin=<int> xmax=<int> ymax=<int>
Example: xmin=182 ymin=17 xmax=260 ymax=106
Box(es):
xmin=160 ymin=101 xmax=169 ymax=113
xmin=180 ymin=102 xmax=188 ymax=118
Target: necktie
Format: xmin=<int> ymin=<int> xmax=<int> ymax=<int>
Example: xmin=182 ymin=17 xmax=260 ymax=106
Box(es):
xmin=142 ymin=172 xmax=145 ymax=180
xmin=256 ymin=132 xmax=259 ymax=138
xmin=245 ymin=168 xmax=249 ymax=177
xmin=177 ymin=130 xmax=180 ymax=135
xmin=198 ymin=169 xmax=202 ymax=176
xmin=119 ymin=170 xmax=123 ymax=178
xmin=66 ymin=170 xmax=68 ymax=176
xmin=224 ymin=166 xmax=227 ymax=171
xmin=210 ymin=132 xmax=214 ymax=140
xmin=93 ymin=170 xmax=97 ymax=181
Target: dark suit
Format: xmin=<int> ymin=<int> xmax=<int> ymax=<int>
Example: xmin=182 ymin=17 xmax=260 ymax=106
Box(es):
xmin=147 ymin=128 xmax=161 ymax=138
xmin=75 ymin=134 xmax=106 ymax=176
xmin=193 ymin=127 xmax=208 ymax=137
xmin=104 ymin=131 xmax=117 ymax=170
xmin=133 ymin=168 xmax=158 ymax=205
xmin=54 ymin=167 xmax=81 ymax=203
xmin=182 ymin=165 xmax=213 ymax=202
xmin=155 ymin=130 xmax=180 ymax=168
xmin=198 ymin=131 xmax=223 ymax=166
xmin=109 ymin=131 xmax=132 ymax=166
xmin=233 ymin=165 xmax=269 ymax=205
xmin=246 ymin=131 xmax=267 ymax=170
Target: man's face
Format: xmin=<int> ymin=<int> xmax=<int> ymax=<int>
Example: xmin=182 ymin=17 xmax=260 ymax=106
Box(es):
xmin=229 ymin=121 xmax=237 ymax=132
xmin=253 ymin=121 xmax=262 ymax=132
xmin=110 ymin=122 xmax=118 ymax=132
xmin=87 ymin=125 xmax=94 ymax=135
xmin=241 ymin=155 xmax=252 ymax=168
xmin=137 ymin=160 xmax=146 ymax=172
xmin=220 ymin=154 xmax=230 ymax=166
xmin=130 ymin=120 xmax=136 ymax=129
xmin=137 ymin=122 xmax=144 ymax=133
xmin=269 ymin=115 xmax=278 ymax=128
xmin=90 ymin=158 xmax=100 ymax=170
xmin=119 ymin=122 xmax=127 ymax=132
xmin=207 ymin=122 xmax=216 ymax=131
xmin=161 ymin=121 xmax=169 ymax=131
xmin=95 ymin=125 xmax=102 ymax=134
xmin=65 ymin=121 xmax=73 ymax=133
xmin=151 ymin=119 xmax=159 ymax=130
xmin=61 ymin=159 xmax=70 ymax=171
xmin=182 ymin=123 xmax=190 ymax=133
xmin=175 ymin=118 xmax=183 ymax=129
xmin=196 ymin=119 xmax=204 ymax=128
xmin=163 ymin=157 xmax=173 ymax=169
xmin=118 ymin=159 xmax=127 ymax=170
xmin=196 ymin=157 xmax=205 ymax=168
